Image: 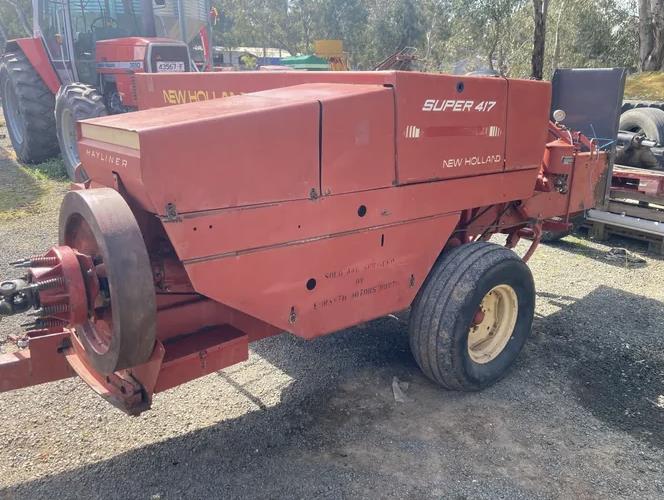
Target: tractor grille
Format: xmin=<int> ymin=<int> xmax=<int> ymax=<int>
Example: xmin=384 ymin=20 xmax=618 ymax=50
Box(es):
xmin=147 ymin=43 xmax=191 ymax=73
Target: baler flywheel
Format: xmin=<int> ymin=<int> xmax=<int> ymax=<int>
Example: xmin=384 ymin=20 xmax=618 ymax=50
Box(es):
xmin=58 ymin=188 xmax=157 ymax=374
xmin=1 ymin=188 xmax=157 ymax=376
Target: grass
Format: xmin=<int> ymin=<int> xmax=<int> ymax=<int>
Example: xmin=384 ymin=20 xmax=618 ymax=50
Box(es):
xmin=624 ymin=72 xmax=664 ymax=101
xmin=26 ymin=157 xmax=69 ymax=181
xmin=0 ymin=104 xmax=69 ymax=220
xmin=0 ymin=153 xmax=68 ymax=221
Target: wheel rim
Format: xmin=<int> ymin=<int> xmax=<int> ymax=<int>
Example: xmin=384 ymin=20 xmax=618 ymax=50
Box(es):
xmin=60 ymin=108 xmax=80 ymax=168
xmin=468 ymin=284 xmax=518 ymax=364
xmin=4 ymin=78 xmax=25 ymax=145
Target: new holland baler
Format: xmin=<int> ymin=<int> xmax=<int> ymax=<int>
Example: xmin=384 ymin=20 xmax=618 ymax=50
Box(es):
xmin=0 ymin=71 xmax=612 ymax=415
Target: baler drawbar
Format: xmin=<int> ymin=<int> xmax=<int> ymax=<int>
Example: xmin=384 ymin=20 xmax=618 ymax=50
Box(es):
xmin=0 ymin=71 xmax=611 ymax=415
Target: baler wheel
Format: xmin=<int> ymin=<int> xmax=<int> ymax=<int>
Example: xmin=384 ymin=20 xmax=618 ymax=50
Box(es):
xmin=409 ymin=242 xmax=535 ymax=390
xmin=59 ymin=188 xmax=156 ymax=374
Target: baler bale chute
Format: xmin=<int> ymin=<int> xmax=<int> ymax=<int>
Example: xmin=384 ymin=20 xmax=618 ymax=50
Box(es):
xmin=0 ymin=70 xmax=618 ymax=415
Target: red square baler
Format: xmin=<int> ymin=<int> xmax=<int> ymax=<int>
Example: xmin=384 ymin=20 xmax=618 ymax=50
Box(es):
xmin=0 ymin=71 xmax=611 ymax=414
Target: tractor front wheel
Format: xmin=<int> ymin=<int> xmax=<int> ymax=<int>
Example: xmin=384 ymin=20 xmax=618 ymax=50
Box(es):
xmin=55 ymin=83 xmax=107 ymax=180
xmin=0 ymin=51 xmax=59 ymax=163
xmin=409 ymin=242 xmax=535 ymax=390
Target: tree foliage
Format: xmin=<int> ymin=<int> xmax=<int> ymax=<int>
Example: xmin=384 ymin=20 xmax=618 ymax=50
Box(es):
xmin=0 ymin=0 xmax=32 ymax=43
xmin=639 ymin=0 xmax=664 ymax=70
xmin=212 ymin=0 xmax=639 ymax=77
xmin=0 ymin=0 xmax=641 ymax=78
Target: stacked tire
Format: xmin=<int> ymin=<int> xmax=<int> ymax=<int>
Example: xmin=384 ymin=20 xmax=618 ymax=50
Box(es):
xmin=617 ymin=107 xmax=664 ymax=170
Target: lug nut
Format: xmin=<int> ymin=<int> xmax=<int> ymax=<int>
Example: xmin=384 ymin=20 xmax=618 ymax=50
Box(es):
xmin=10 ymin=256 xmax=59 ymax=268
xmin=22 ymin=318 xmax=69 ymax=331
xmin=28 ymin=304 xmax=69 ymax=317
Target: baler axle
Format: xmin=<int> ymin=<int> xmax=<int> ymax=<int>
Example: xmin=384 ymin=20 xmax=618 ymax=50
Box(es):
xmin=0 ymin=278 xmax=38 ymax=318
xmin=0 ymin=246 xmax=95 ymax=333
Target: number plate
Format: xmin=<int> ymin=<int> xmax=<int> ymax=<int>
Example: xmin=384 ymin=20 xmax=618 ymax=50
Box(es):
xmin=156 ymin=61 xmax=185 ymax=73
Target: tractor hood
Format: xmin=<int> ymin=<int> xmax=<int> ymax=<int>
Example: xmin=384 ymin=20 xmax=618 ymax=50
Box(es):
xmin=96 ymin=37 xmax=191 ymax=74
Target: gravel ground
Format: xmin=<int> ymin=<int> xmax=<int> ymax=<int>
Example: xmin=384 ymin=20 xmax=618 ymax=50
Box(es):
xmin=1 ymin=119 xmax=664 ymax=499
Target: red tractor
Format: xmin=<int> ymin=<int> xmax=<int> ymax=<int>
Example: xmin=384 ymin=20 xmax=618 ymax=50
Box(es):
xmin=0 ymin=0 xmax=210 ymax=179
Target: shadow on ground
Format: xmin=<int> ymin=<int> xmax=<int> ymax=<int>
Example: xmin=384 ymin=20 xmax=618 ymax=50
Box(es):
xmin=3 ymin=286 xmax=663 ymax=499
xmin=542 ymin=228 xmax=662 ymax=264
xmin=535 ymin=285 xmax=664 ymax=448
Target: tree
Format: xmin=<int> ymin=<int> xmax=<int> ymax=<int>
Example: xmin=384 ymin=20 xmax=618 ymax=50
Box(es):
xmin=442 ymin=0 xmax=528 ymax=75
xmin=6 ymin=0 xmax=32 ymax=37
xmin=550 ymin=0 xmax=565 ymax=72
xmin=0 ymin=17 xmax=9 ymax=45
xmin=206 ymin=0 xmax=640 ymax=76
xmin=531 ymin=0 xmax=549 ymax=79
xmin=639 ymin=0 xmax=664 ymax=70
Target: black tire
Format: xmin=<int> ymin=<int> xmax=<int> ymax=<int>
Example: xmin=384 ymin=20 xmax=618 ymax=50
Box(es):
xmin=0 ymin=50 xmax=59 ymax=163
xmin=618 ymin=108 xmax=664 ymax=169
xmin=409 ymin=242 xmax=535 ymax=391
xmin=55 ymin=83 xmax=107 ymax=180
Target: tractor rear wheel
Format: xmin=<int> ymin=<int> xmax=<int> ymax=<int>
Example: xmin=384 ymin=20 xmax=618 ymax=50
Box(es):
xmin=55 ymin=83 xmax=108 ymax=180
xmin=409 ymin=242 xmax=535 ymax=390
xmin=0 ymin=51 xmax=58 ymax=163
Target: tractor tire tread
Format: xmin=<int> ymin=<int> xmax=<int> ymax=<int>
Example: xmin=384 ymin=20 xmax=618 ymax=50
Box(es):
xmin=55 ymin=83 xmax=108 ymax=179
xmin=0 ymin=50 xmax=59 ymax=163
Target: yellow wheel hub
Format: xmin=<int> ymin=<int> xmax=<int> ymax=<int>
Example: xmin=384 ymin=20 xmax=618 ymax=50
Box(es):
xmin=468 ymin=284 xmax=518 ymax=364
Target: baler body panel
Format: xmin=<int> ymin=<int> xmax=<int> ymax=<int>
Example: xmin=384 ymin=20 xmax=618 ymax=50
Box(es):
xmin=77 ymin=138 xmax=149 ymax=206
xmin=248 ymin=83 xmax=397 ymax=195
xmin=167 ymin=168 xmax=537 ymax=338
xmin=319 ymin=85 xmax=396 ymax=195
xmin=504 ymin=79 xmax=552 ymax=171
xmin=188 ymin=214 xmax=459 ymax=338
xmin=136 ymin=71 xmax=396 ymax=109
xmin=134 ymin=70 xmax=549 ymax=183
xmin=393 ymin=72 xmax=509 ymax=184
xmin=164 ymin=169 xmax=538 ymax=262
xmin=79 ymin=93 xmax=323 ymax=213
